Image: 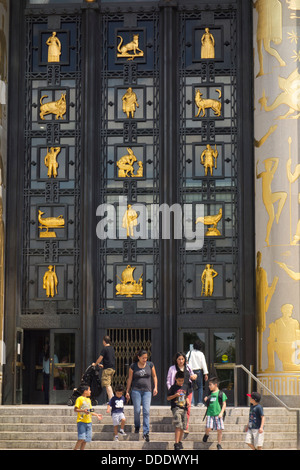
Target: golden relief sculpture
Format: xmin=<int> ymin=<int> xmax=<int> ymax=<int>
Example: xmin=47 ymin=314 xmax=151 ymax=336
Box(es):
xmin=267 ymin=303 xmax=300 ymax=371
xmin=46 ymin=32 xmax=61 ymax=63
xmin=256 ymin=157 xmax=287 ymax=246
xmin=200 ymin=144 xmax=218 ymax=175
xmin=38 ymin=210 xmax=65 ymax=238
xmin=201 ymin=264 xmax=218 ymax=297
xmin=286 ymin=0 xmax=300 ymax=19
xmin=116 ymin=148 xmax=143 ymax=178
xmin=254 ymin=125 xmax=277 ymax=148
xmin=253 ymin=0 xmax=286 ymax=77
xmin=195 ymin=89 xmax=222 ymax=118
xmin=259 ymin=69 xmax=300 ymax=119
xmin=122 ymin=204 xmax=138 ymax=237
xmin=117 ymin=34 xmax=144 ymax=61
xmin=276 ymin=261 xmax=300 ymax=280
xmin=201 ymin=28 xmax=215 ymax=59
xmin=122 ymin=87 xmax=139 ymax=118
xmin=44 ymin=146 xmax=60 ymax=178
xmin=196 ymin=208 xmax=222 ymax=236
xmin=286 ymin=141 xmax=300 ymax=245
xmin=43 ymin=265 xmax=58 ymax=298
xmin=256 ymin=251 xmax=278 ymax=372
xmin=116 ymin=265 xmax=143 ymax=298
xmin=40 ymin=93 xmax=66 ymax=120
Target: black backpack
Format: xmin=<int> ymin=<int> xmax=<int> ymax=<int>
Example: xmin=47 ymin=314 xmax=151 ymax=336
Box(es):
xmin=203 ymin=390 xmax=226 ymax=421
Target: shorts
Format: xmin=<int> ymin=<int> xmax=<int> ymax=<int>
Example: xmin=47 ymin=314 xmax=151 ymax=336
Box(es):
xmin=245 ymin=428 xmax=264 ymax=448
xmin=112 ymin=412 xmax=126 ymax=427
xmin=172 ymin=407 xmax=187 ymax=430
xmin=101 ymin=368 xmax=115 ymax=387
xmin=77 ymin=422 xmax=92 ymax=442
xmin=206 ymin=415 xmax=224 ymax=431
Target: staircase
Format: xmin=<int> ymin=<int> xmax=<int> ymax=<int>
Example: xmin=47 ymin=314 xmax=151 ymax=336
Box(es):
xmin=0 ymin=405 xmax=297 ymax=450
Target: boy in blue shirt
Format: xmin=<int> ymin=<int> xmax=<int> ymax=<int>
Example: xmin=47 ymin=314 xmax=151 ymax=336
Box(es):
xmin=107 ymin=384 xmax=127 ymax=441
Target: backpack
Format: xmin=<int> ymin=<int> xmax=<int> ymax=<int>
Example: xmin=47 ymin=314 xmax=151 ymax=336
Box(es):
xmin=203 ymin=390 xmax=226 ymax=421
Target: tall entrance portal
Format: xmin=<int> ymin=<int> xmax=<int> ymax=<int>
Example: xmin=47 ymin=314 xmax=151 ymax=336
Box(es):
xmin=3 ymin=0 xmax=254 ymax=405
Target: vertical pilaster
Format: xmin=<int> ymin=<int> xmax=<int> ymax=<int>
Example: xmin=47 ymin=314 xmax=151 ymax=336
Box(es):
xmin=253 ymin=0 xmax=300 ymax=404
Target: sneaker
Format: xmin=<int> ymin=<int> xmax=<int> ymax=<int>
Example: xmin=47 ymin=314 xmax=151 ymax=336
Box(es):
xmin=202 ymin=434 xmax=209 ymax=443
xmin=119 ymin=429 xmax=127 ymax=436
xmin=217 ymin=444 xmax=222 ymax=450
xmin=174 ymin=443 xmax=181 ymax=451
xmin=134 ymin=427 xmax=140 ymax=433
xmin=114 ymin=435 xmax=119 ymax=441
xmin=178 ymin=441 xmax=183 ymax=450
xmin=143 ymin=433 xmax=150 ymax=442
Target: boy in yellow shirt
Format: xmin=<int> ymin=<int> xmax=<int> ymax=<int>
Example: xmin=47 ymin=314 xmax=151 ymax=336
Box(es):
xmin=74 ymin=385 xmax=103 ymax=450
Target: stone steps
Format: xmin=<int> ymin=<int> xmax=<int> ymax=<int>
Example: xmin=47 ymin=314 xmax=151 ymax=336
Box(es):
xmin=0 ymin=405 xmax=297 ymax=450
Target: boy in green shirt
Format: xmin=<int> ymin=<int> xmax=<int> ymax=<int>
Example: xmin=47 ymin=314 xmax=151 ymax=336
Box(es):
xmin=202 ymin=377 xmax=227 ymax=450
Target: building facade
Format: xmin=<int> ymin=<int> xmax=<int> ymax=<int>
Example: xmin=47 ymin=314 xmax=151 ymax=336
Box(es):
xmin=0 ymin=0 xmax=298 ymax=407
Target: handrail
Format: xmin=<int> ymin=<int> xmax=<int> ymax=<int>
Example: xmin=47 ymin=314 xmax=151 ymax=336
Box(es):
xmin=234 ymin=364 xmax=300 ymax=450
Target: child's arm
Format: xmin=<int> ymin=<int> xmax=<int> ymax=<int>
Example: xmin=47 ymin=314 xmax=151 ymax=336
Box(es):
xmin=219 ymin=399 xmax=226 ymax=418
xmin=167 ymin=392 xmax=180 ymax=401
xmin=91 ymin=411 xmax=103 ymax=421
xmin=106 ymin=404 xmax=111 ymax=414
xmin=259 ymin=415 xmax=265 ymax=433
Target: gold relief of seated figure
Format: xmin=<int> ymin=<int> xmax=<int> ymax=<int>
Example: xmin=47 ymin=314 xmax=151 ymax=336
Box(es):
xmin=116 ymin=148 xmax=143 ymax=178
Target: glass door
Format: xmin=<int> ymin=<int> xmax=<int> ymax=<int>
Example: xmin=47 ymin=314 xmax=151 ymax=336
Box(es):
xmin=180 ymin=328 xmax=237 ymax=405
xmin=49 ymin=330 xmax=77 ymax=404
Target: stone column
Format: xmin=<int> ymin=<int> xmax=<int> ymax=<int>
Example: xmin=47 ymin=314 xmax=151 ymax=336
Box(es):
xmin=253 ymin=0 xmax=300 ymax=404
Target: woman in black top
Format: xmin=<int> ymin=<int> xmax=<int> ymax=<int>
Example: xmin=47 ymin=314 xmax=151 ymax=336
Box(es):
xmin=126 ymin=350 xmax=158 ymax=442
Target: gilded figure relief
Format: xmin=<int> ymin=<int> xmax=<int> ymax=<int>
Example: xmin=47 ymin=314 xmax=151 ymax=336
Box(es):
xmin=201 ymin=264 xmax=218 ymax=297
xmin=276 ymin=262 xmax=300 ymax=280
xmin=46 ymin=32 xmax=61 ymax=63
xmin=116 ymin=148 xmax=143 ymax=178
xmin=115 ymin=265 xmax=143 ymax=298
xmin=286 ymin=0 xmax=300 ymax=19
xmin=259 ymin=69 xmax=300 ymax=119
xmin=40 ymin=93 xmax=66 ymax=120
xmin=201 ymin=28 xmax=215 ymax=59
xmin=256 ymin=157 xmax=287 ymax=246
xmin=196 ymin=208 xmax=222 ymax=236
xmin=43 ymin=265 xmax=58 ymax=298
xmin=286 ymin=143 xmax=300 ymax=244
xmin=267 ymin=304 xmax=300 ymax=371
xmin=44 ymin=146 xmax=60 ymax=178
xmin=200 ymin=144 xmax=218 ymax=176
xmin=122 ymin=204 xmax=138 ymax=237
xmin=195 ymin=89 xmax=222 ymax=118
xmin=256 ymin=251 xmax=278 ymax=371
xmin=122 ymin=87 xmax=139 ymax=118
xmin=253 ymin=0 xmax=286 ymax=77
xmin=117 ymin=34 xmax=144 ymax=61
xmin=38 ymin=210 xmax=65 ymax=238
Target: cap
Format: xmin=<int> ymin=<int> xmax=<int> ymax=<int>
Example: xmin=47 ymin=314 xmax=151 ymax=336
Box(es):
xmin=246 ymin=392 xmax=261 ymax=402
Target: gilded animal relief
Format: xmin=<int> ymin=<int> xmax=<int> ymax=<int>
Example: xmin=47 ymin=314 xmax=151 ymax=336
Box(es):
xmin=40 ymin=93 xmax=67 ymax=120
xmin=195 ymin=89 xmax=222 ymax=118
xmin=196 ymin=208 xmax=222 ymax=236
xmin=259 ymin=69 xmax=300 ymax=119
xmin=117 ymin=34 xmax=144 ymax=61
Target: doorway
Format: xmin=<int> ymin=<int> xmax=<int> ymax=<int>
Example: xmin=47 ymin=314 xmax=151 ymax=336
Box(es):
xmin=23 ymin=329 xmax=78 ymax=404
xmin=180 ymin=328 xmax=238 ymax=405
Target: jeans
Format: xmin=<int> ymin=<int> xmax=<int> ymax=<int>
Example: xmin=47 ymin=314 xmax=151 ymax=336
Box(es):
xmin=131 ymin=389 xmax=152 ymax=435
xmin=191 ymin=369 xmax=204 ymax=405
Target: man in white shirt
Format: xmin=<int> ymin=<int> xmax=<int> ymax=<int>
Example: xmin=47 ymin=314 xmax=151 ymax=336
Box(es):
xmin=187 ymin=340 xmax=209 ymax=406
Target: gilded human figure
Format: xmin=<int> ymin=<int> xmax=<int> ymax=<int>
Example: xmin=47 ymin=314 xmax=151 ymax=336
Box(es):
xmin=256 ymin=158 xmax=287 ymax=246
xmin=201 ymin=28 xmax=215 ymax=59
xmin=122 ymin=204 xmax=138 ymax=237
xmin=44 ymin=146 xmax=61 ymax=178
xmin=122 ymin=88 xmax=139 ymax=118
xmin=200 ymin=144 xmax=218 ymax=176
xmin=116 ymin=148 xmax=137 ymax=177
xmin=267 ymin=304 xmax=300 ymax=371
xmin=253 ymin=0 xmax=286 ymax=77
xmin=201 ymin=264 xmax=218 ymax=297
xmin=43 ymin=265 xmax=58 ymax=298
xmin=46 ymin=32 xmax=61 ymax=63
xmin=286 ymin=153 xmax=300 ymax=245
xmin=256 ymin=251 xmax=278 ymax=371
